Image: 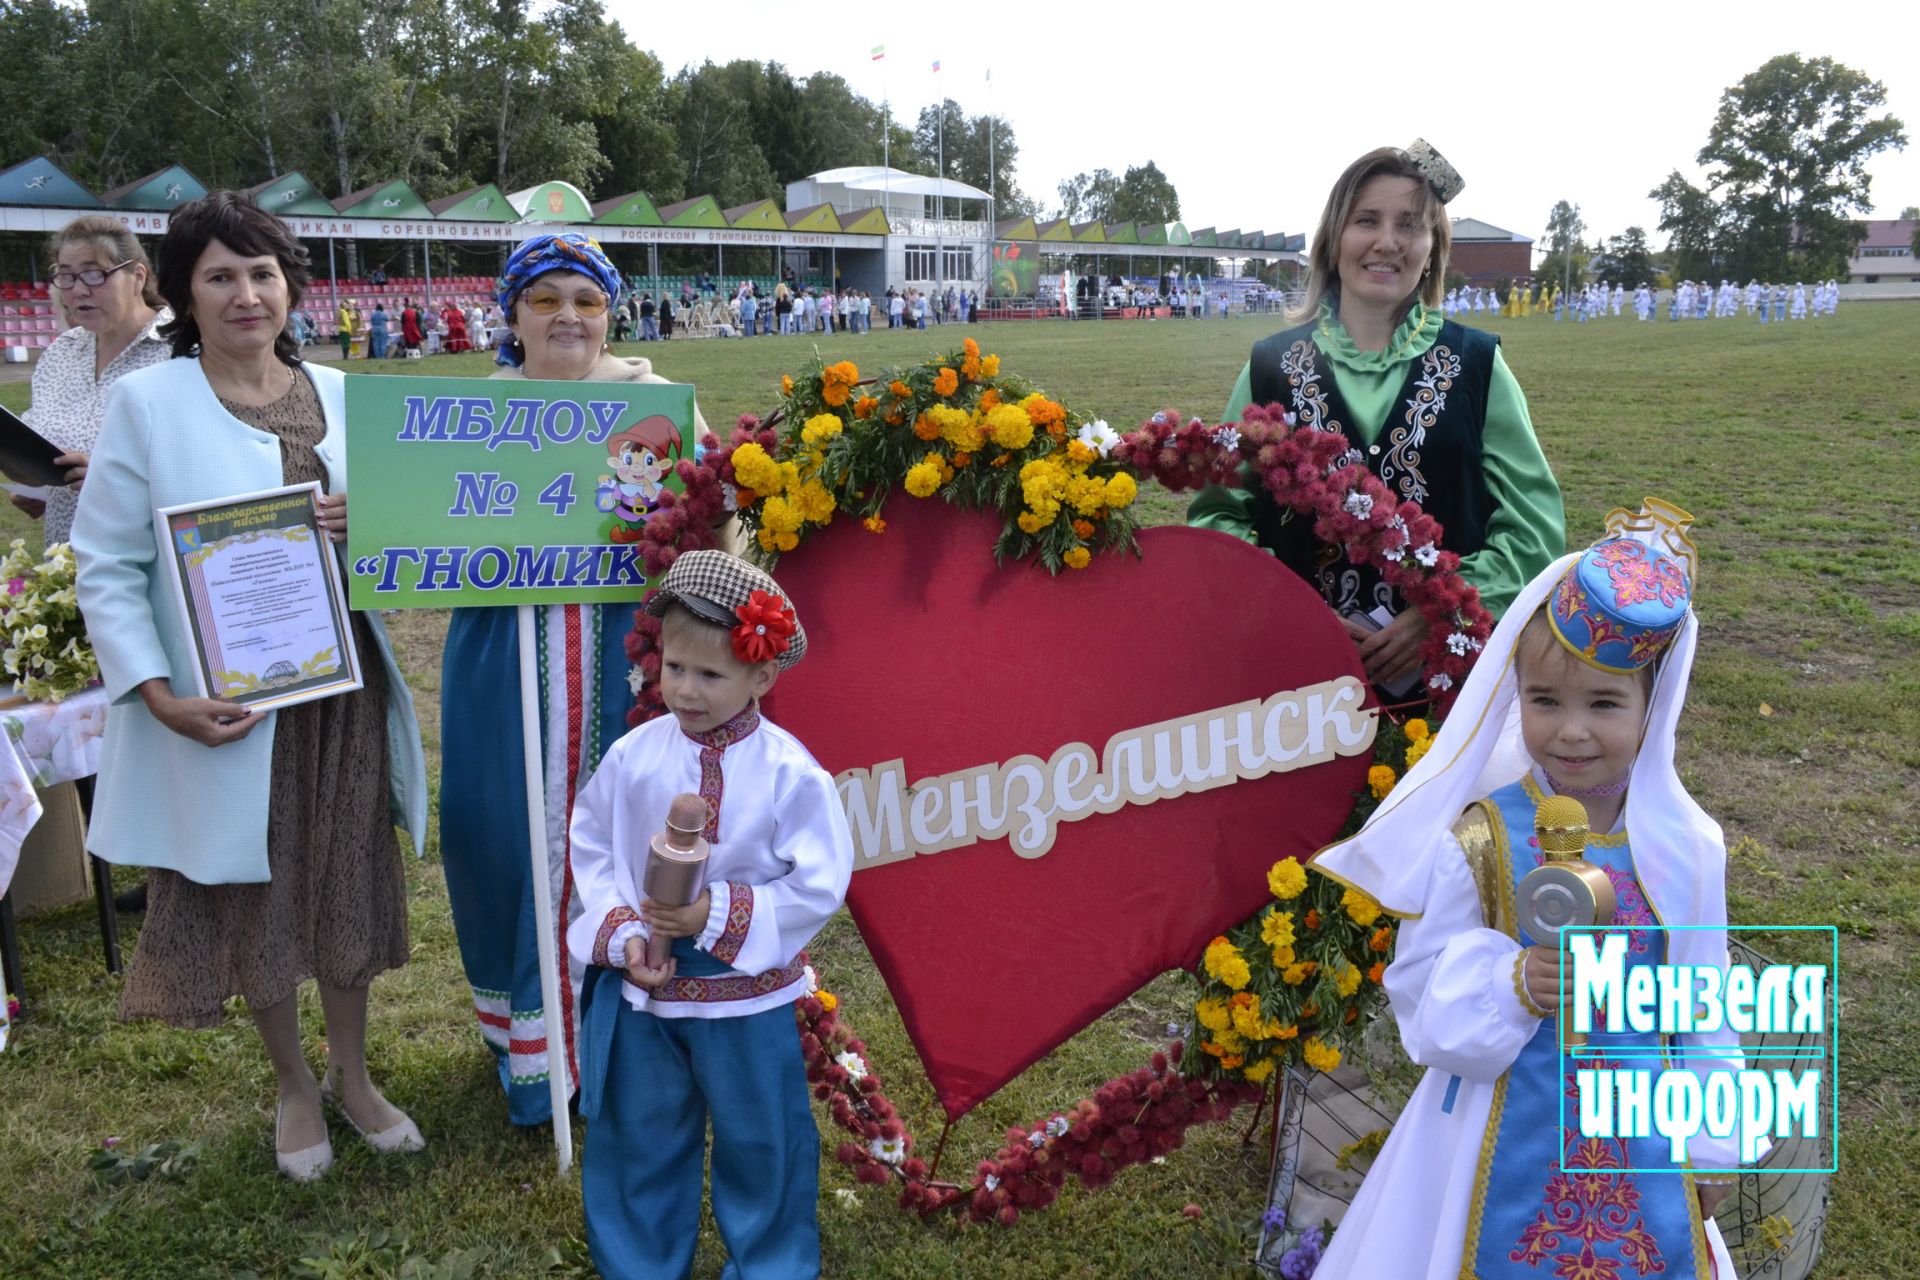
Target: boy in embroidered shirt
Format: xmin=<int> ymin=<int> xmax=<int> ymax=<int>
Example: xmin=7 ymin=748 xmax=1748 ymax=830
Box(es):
xmin=566 ymin=550 xmax=852 ymax=1280
xmin=1308 ymin=500 xmax=1752 ymax=1280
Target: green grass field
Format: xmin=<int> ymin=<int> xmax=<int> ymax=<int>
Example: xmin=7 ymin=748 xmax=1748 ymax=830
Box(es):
xmin=0 ymin=306 xmax=1914 ymax=1278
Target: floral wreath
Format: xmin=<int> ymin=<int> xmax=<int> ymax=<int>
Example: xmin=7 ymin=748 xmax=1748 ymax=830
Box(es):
xmin=609 ymin=349 xmax=1493 ymax=1222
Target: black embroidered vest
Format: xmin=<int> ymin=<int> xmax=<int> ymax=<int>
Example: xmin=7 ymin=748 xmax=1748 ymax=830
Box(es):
xmin=1243 ymin=316 xmax=1498 ymax=616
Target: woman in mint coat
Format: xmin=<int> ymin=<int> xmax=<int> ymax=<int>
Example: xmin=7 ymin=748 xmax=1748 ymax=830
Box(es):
xmin=73 ymin=192 xmax=428 ymax=1182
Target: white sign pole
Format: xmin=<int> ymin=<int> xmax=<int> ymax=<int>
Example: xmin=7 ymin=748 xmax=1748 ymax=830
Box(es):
xmin=517 ymin=603 xmax=574 ymax=1173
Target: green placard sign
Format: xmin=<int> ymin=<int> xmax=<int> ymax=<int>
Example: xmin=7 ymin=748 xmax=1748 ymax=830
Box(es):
xmin=344 ymin=375 xmax=697 ymax=609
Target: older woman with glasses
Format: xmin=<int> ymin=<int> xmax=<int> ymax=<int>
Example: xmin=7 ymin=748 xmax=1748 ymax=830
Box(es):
xmin=16 ymin=217 xmax=173 ymax=547
xmin=439 ymin=233 xmax=714 ymax=1127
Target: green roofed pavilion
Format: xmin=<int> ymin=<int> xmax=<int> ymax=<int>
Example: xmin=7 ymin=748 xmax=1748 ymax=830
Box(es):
xmin=1104 ymin=223 xmax=1138 ymax=244
xmin=724 ymin=199 xmax=785 ymax=231
xmin=333 ymin=179 xmax=432 ymax=219
xmin=247 ymin=173 xmax=336 ymax=215
xmin=841 ymin=207 xmax=890 ymax=235
xmin=1217 ymin=229 xmax=1241 ymax=248
xmin=1137 ymin=223 xmax=1167 ymax=245
xmin=592 ymin=192 xmax=663 ymax=226
xmin=658 ymin=196 xmax=727 ymax=228
xmin=1166 ymin=222 xmax=1191 ymax=246
xmin=0 ymin=157 xmax=100 ymax=208
xmin=784 ymin=203 xmax=843 ymax=233
xmin=1037 ymin=218 xmax=1073 ymax=242
xmin=509 ymin=181 xmax=594 ymax=223
xmin=1189 ymin=227 xmax=1217 ymax=247
xmin=429 ymin=184 xmax=514 ymax=221
xmin=994 ymin=215 xmax=1037 ymax=241
xmin=102 ymin=165 xmax=206 ymax=211
xmin=1072 ymin=221 xmax=1106 ymax=243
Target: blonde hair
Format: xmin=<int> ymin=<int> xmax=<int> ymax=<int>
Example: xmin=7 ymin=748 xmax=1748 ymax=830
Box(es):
xmin=1292 ymin=147 xmax=1450 ymax=324
xmin=49 ymin=215 xmax=162 ymax=310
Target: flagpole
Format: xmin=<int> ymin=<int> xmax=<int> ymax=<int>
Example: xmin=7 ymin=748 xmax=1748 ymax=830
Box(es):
xmin=934 ymin=57 xmax=944 ymax=295
xmin=987 ymin=67 xmax=995 ymax=295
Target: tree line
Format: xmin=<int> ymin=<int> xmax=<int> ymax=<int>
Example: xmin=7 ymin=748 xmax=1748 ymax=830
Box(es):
xmin=0 ymin=0 xmax=1192 ymax=236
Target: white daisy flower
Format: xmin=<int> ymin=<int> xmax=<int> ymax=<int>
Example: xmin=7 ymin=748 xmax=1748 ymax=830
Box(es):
xmin=835 ymin=1051 xmax=868 ymax=1081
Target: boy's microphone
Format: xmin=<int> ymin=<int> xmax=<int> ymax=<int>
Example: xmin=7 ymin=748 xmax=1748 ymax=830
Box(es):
xmin=640 ymin=794 xmax=712 ymax=969
xmin=1518 ymin=795 xmax=1616 ymax=1046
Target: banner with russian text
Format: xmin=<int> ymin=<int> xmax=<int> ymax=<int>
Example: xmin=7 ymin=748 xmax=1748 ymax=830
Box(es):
xmin=343 ymin=375 xmax=697 ymax=609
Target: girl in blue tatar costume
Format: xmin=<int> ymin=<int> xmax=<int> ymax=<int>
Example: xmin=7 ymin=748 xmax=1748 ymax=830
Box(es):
xmin=1312 ymin=499 xmax=1752 ymax=1279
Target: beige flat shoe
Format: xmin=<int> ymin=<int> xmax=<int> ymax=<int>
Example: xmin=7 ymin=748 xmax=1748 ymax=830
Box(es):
xmin=275 ymin=1099 xmax=333 ymax=1182
xmin=321 ymin=1071 xmax=426 ymax=1155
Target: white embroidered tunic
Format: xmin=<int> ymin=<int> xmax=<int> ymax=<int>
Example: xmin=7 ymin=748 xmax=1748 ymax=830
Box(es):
xmin=565 ymin=705 xmax=853 ymax=1019
xmin=24 ymin=313 xmax=172 ymax=545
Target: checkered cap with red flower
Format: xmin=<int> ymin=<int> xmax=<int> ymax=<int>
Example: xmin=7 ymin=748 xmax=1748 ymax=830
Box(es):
xmin=643 ymin=549 xmax=808 ymax=669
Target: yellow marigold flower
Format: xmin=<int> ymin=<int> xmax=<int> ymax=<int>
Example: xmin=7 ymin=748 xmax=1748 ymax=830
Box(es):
xmin=1216 ymin=1027 xmax=1248 ymax=1054
xmin=780 ymin=374 xmax=794 ymax=396
xmin=760 ymin=494 xmax=803 ymax=534
xmin=1270 ymin=944 xmax=1295 ymax=968
xmin=1369 ymin=925 xmax=1393 ymax=953
xmin=1066 ymin=439 xmax=1096 ymax=465
xmin=793 ymin=481 xmax=837 ymax=524
xmin=1230 ymin=993 xmax=1265 ymax=1039
xmin=1104 ymin=472 xmax=1138 ymax=508
xmin=854 ymin=396 xmax=878 ymax=419
xmin=822 ymin=382 xmax=849 ymax=407
xmin=986 ymin=404 xmax=1034 ymax=450
xmin=1403 ymin=718 xmax=1430 ymax=743
xmin=904 ymin=458 xmax=943 ymax=499
xmin=1017 ymin=511 xmax=1048 ymax=535
xmin=1219 ymin=1054 xmax=1245 ymax=1070
xmin=1368 ymin=764 xmax=1396 ymax=799
xmin=1260 ymin=909 xmax=1296 ymax=951
xmin=755 ymin=527 xmax=777 ymax=552
xmin=1072 ymin=519 xmax=1095 ymax=539
xmin=981 ymin=354 xmax=1000 ymax=377
xmin=823 ymin=359 xmax=858 ymax=386
xmin=1304 ymin=909 xmax=1322 ymax=930
xmin=1303 ymin=1037 xmax=1342 ymax=1074
xmin=1063 ymin=546 xmax=1091 ymax=570
xmin=730 ymin=442 xmax=783 ymax=495
xmin=818 ymin=991 xmax=839 ymax=1011
xmin=1202 ymin=936 xmax=1252 ymax=991
xmin=963 ymin=337 xmax=980 ymax=359
xmin=889 ymin=380 xmax=911 ymax=399
xmin=1195 ymin=997 xmax=1231 ymax=1035
xmin=1405 ymin=736 xmax=1432 ymax=769
xmin=1267 ymin=857 xmax=1307 ymax=900
xmin=1065 ymin=474 xmax=1107 ymax=516
xmin=1335 ymin=964 xmax=1363 ymax=998
xmin=1368 ymin=961 xmax=1386 ymax=984
xmin=1271 ymin=1023 xmax=1300 ymax=1041
xmin=1342 ymin=887 xmax=1382 ymax=928
xmin=863 ymin=516 xmax=886 ymax=534
xmin=1242 ymin=1056 xmax=1276 ymax=1084
xmin=933 ymin=367 xmax=959 ymax=397
xmin=800 ymin=413 xmax=843 ymax=446
xmin=912 ymin=414 xmax=943 ymax=442
xmin=774 ymin=530 xmax=798 ymax=552
xmin=1019 ymin=393 xmax=1065 ymax=430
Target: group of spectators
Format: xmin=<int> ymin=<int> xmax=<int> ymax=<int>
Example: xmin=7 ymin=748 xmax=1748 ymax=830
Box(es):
xmin=304 ymin=298 xmax=502 ymax=359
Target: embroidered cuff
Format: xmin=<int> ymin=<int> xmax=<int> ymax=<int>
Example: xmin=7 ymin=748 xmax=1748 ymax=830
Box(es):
xmin=700 ymin=881 xmax=754 ymax=967
xmin=1512 ymin=951 xmax=1555 ymax=1020
xmin=593 ymin=906 xmax=643 ymax=968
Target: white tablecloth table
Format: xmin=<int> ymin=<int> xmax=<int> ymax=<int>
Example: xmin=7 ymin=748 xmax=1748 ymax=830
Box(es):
xmin=0 ymin=684 xmax=108 ymax=899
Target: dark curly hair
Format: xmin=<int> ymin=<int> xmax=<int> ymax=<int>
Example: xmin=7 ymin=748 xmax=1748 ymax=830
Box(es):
xmin=156 ymin=191 xmax=311 ymax=362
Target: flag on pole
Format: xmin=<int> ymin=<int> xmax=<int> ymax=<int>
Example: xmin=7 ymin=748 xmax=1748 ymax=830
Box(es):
xmin=986 ymin=67 xmax=992 ymax=81
xmin=931 ymin=59 xmax=941 ymax=72
xmin=871 ymin=44 xmax=885 ymax=60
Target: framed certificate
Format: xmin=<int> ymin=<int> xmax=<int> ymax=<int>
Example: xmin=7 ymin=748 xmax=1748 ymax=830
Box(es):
xmin=154 ymin=482 xmax=363 ymax=712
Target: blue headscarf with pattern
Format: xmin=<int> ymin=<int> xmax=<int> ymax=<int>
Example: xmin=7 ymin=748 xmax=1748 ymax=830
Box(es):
xmin=496 ymin=232 xmax=622 ymax=315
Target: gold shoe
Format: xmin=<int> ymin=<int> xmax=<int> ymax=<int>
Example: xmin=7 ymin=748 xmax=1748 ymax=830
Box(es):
xmin=321 ymin=1071 xmax=426 ymax=1155
xmin=275 ymin=1099 xmax=333 ymax=1182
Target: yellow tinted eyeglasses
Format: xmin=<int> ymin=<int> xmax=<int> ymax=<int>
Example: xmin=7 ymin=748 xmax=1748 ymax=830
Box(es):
xmin=522 ymin=291 xmax=610 ymax=317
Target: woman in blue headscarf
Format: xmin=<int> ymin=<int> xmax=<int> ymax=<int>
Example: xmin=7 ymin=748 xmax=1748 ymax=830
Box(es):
xmin=440 ymin=233 xmax=712 ymax=1126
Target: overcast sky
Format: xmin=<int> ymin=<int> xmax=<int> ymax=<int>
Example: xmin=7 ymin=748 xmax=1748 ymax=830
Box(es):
xmin=605 ymin=0 xmax=1918 ymax=255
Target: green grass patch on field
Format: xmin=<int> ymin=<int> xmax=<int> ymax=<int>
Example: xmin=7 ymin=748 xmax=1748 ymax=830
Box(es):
xmin=1 ymin=307 xmax=1915 ymax=1277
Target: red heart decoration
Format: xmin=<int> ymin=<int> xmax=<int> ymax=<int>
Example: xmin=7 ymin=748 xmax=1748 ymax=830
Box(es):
xmin=764 ymin=499 xmax=1375 ymax=1120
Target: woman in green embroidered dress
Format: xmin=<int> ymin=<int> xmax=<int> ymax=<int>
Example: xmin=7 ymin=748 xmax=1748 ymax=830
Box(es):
xmin=1190 ymin=143 xmax=1564 ymax=696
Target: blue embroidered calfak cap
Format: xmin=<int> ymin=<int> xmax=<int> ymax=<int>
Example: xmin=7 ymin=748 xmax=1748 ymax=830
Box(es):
xmin=1547 ymin=499 xmax=1697 ymax=673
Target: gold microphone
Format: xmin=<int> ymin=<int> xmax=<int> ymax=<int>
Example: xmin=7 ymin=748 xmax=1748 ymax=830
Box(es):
xmin=639 ymin=794 xmax=712 ymax=969
xmin=1516 ymin=795 xmax=1616 ymax=1047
